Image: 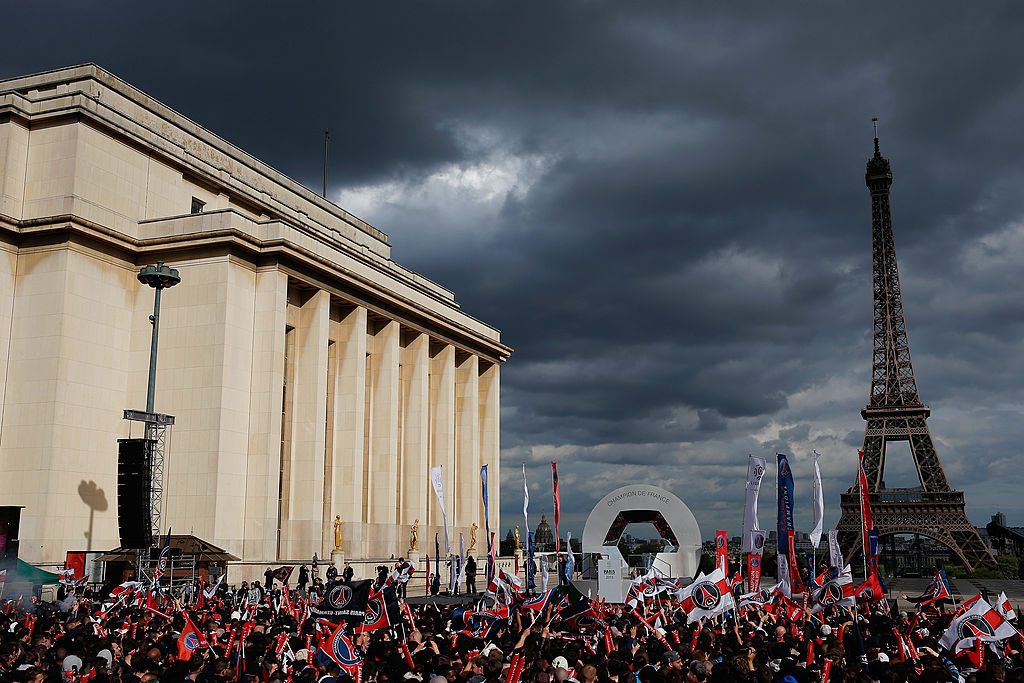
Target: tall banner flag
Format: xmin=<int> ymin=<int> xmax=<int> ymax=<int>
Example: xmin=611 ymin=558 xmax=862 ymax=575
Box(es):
xmin=540 ymin=553 xmax=549 ymax=592
xmin=828 ymin=529 xmax=842 ymax=570
xmin=527 ymin=532 xmax=535 ymax=591
xmin=857 ymin=451 xmax=874 ymax=560
xmin=741 ymin=456 xmax=766 ymax=552
xmin=552 ymin=462 xmax=561 ymax=554
xmin=434 ymin=534 xmax=440 ymax=593
xmin=810 ymin=451 xmax=824 ymax=548
xmin=777 ymin=454 xmax=802 ymax=593
xmin=430 ymin=466 xmax=450 ymax=553
xmin=747 ymin=530 xmax=766 ymax=592
xmin=564 ymin=532 xmax=574 ymax=584
xmin=152 ymin=529 xmax=172 ymax=584
xmin=715 ymin=531 xmax=728 ymax=572
xmin=481 ymin=465 xmax=490 ymax=555
xmin=522 ymin=464 xmax=530 ymax=534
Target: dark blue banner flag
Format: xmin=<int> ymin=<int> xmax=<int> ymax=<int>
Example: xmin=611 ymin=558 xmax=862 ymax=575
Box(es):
xmin=527 ymin=532 xmax=536 ymax=591
xmin=777 ymin=454 xmax=795 ymax=554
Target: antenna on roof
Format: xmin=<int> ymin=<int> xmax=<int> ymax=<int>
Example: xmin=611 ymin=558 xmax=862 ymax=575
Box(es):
xmin=323 ymin=130 xmax=330 ymax=199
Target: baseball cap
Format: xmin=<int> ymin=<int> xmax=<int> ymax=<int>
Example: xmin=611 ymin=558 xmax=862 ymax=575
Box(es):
xmin=551 ymin=657 xmax=569 ymax=671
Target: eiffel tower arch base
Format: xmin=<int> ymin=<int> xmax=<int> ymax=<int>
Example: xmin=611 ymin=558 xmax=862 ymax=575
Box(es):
xmin=837 ymin=491 xmax=995 ymax=574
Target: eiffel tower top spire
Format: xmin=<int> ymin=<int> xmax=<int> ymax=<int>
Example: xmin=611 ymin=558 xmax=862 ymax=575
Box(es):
xmin=864 ymin=119 xmax=922 ymax=412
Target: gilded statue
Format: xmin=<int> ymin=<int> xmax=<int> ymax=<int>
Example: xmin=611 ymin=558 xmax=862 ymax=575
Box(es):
xmin=514 ymin=524 xmax=521 ymax=552
xmin=333 ymin=515 xmax=343 ymax=551
xmin=467 ymin=522 xmax=478 ymax=552
xmin=409 ymin=518 xmax=419 ymax=552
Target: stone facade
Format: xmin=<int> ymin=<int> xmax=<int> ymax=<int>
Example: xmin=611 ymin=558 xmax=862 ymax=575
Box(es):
xmin=0 ymin=64 xmax=509 ymax=566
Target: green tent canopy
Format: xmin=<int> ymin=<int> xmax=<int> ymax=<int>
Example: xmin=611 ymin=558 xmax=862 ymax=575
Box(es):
xmin=10 ymin=559 xmax=61 ymax=585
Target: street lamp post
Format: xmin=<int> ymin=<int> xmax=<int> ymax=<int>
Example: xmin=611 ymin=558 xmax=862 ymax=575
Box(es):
xmin=138 ymin=262 xmax=181 ymax=413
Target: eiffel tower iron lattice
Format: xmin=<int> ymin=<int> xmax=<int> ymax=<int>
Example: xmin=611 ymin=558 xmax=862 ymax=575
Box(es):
xmin=835 ymin=127 xmax=995 ymax=573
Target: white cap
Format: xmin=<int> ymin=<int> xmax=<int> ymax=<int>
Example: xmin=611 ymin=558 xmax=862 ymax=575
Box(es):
xmin=63 ymin=656 xmax=83 ymax=672
xmin=877 ymin=653 xmax=889 ymax=663
xmin=97 ymin=650 xmax=113 ymax=666
xmin=820 ymin=625 xmax=832 ymax=636
xmin=552 ymin=656 xmax=569 ymax=671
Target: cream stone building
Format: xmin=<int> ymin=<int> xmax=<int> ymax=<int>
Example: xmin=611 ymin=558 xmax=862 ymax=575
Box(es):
xmin=0 ymin=64 xmax=509 ymax=567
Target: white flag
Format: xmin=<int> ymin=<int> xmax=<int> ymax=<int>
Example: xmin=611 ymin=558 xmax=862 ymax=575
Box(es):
xmin=522 ymin=463 xmax=530 ymax=534
xmin=996 ymin=591 xmax=1017 ymax=622
xmin=828 ymin=529 xmax=842 ymax=570
xmin=455 ymin=533 xmax=466 ymax=593
xmin=540 ymin=554 xmax=549 ymax=592
xmin=776 ymin=554 xmax=791 ymax=599
xmin=939 ymin=598 xmax=1017 ymax=652
xmin=741 ymin=456 xmax=767 ymax=552
xmin=429 ymin=465 xmax=450 ymax=553
xmin=810 ymin=451 xmax=824 ymax=548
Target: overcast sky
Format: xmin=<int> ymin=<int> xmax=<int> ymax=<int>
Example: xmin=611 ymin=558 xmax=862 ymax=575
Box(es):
xmin=7 ymin=2 xmax=1024 ymax=545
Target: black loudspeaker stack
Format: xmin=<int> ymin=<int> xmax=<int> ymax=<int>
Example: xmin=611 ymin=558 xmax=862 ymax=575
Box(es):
xmin=117 ymin=438 xmax=154 ymax=548
xmin=0 ymin=506 xmax=21 ymax=573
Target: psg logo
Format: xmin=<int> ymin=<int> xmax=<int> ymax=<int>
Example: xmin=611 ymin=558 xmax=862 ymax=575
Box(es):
xmin=753 ymin=534 xmax=764 ymax=551
xmin=331 ymin=631 xmax=361 ymax=666
xmin=716 ymin=535 xmax=725 ymax=549
xmin=750 ymin=557 xmax=760 ymax=569
xmin=183 ymin=632 xmax=199 ymax=651
xmin=819 ymin=582 xmax=845 ymax=606
xmin=365 ymin=597 xmax=383 ymax=623
xmin=958 ymin=615 xmax=996 ymax=640
xmin=692 ymin=582 xmax=721 ymax=610
xmin=779 ymin=460 xmax=790 ymax=477
xmin=329 ymin=584 xmax=353 ymax=608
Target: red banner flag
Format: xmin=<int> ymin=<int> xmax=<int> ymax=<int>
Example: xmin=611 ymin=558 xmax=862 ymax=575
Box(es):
xmin=552 ymin=462 xmax=561 ymax=554
xmin=858 ymin=450 xmax=874 ymax=559
xmin=715 ymin=531 xmax=728 ymax=573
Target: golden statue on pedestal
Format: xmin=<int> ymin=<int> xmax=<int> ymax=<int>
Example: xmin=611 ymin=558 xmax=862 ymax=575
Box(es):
xmin=514 ymin=524 xmax=521 ymax=552
xmin=409 ymin=519 xmax=419 ymax=553
xmin=333 ymin=515 xmax=343 ymax=551
xmin=468 ymin=522 xmax=478 ymax=552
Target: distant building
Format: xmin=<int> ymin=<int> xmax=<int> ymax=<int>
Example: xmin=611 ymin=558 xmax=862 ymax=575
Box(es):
xmin=534 ymin=514 xmax=554 ymax=552
xmin=0 ymin=65 xmax=510 ymax=567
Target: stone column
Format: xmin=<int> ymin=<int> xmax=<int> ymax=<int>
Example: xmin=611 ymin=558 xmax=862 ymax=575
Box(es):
xmin=330 ymin=306 xmax=367 ymax=558
xmin=243 ymin=267 xmax=288 ymax=561
xmin=429 ymin=343 xmax=456 ymax=554
xmin=401 ymin=333 xmax=429 ymax=536
xmin=368 ymin=319 xmax=400 ymax=555
xmin=282 ymin=289 xmax=330 ymax=558
xmin=478 ymin=361 xmax=500 ymax=550
xmin=455 ymin=354 xmax=480 ymax=533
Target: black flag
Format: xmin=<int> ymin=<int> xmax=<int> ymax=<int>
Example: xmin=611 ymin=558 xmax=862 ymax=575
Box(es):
xmin=311 ymin=579 xmax=372 ymax=623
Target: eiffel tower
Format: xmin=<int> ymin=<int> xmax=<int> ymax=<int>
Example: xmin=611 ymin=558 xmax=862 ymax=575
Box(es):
xmin=835 ymin=124 xmax=995 ymax=573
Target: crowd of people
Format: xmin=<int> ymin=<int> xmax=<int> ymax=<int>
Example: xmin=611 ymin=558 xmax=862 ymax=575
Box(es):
xmin=0 ymin=567 xmax=1021 ymax=683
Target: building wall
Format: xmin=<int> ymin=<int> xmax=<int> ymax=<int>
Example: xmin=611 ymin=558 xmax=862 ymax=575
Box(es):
xmin=0 ymin=65 xmax=508 ymax=565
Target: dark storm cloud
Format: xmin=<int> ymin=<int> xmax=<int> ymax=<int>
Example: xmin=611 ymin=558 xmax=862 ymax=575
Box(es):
xmin=7 ymin=2 xmax=1024 ymax=538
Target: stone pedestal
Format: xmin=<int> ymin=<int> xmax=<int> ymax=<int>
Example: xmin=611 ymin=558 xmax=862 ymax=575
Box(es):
xmin=331 ymin=549 xmax=345 ymax=572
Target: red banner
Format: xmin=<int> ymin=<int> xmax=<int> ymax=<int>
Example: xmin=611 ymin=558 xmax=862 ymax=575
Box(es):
xmin=747 ymin=554 xmax=762 ymax=592
xmin=858 ymin=450 xmax=874 ymax=558
xmin=787 ymin=530 xmax=804 ymax=594
xmin=552 ymin=462 xmax=561 ymax=554
xmin=715 ymin=530 xmax=728 ymax=572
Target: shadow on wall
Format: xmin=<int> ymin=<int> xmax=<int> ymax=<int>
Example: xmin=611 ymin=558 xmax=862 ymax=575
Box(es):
xmin=78 ymin=480 xmax=108 ymax=551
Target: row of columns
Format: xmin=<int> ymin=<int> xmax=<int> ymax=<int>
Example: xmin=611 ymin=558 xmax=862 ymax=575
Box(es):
xmin=266 ymin=282 xmax=499 ymax=560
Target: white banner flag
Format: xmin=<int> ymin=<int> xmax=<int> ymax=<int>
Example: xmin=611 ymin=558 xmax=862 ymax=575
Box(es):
xmin=454 ymin=533 xmax=466 ymax=594
xmin=540 ymin=553 xmax=549 ymax=592
xmin=430 ymin=465 xmax=450 ymax=553
xmin=749 ymin=529 xmax=766 ymax=557
xmin=810 ymin=451 xmax=824 ymax=548
xmin=741 ymin=456 xmax=767 ymax=552
xmin=522 ymin=463 xmax=530 ymax=534
xmin=828 ymin=529 xmax=842 ymax=569
xmin=776 ymin=553 xmax=791 ymax=599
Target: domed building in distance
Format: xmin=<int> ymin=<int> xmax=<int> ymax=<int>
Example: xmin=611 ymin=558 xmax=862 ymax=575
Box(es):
xmin=534 ymin=513 xmax=554 ymax=552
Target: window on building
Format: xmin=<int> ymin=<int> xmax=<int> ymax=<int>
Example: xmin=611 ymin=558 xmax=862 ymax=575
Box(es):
xmin=190 ymin=197 xmax=205 ymax=214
